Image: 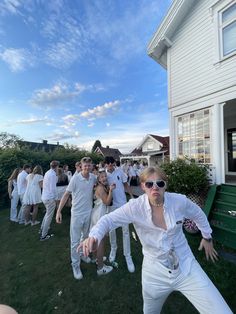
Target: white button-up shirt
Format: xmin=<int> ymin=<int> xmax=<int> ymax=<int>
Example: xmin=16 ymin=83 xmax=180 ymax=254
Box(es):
xmin=42 ymin=169 xmax=58 ymax=201
xmin=17 ymin=170 xmax=28 ymax=195
xmin=90 ymin=192 xmax=212 ymax=275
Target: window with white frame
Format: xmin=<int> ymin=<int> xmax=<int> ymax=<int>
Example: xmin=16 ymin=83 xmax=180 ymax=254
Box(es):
xmin=177 ymin=109 xmax=211 ymax=163
xmin=219 ymin=2 xmax=236 ymax=58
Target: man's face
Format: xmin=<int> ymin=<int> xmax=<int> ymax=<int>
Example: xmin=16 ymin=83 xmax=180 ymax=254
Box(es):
xmin=26 ymin=167 xmax=31 ymax=174
xmin=81 ymin=162 xmax=92 ymax=174
xmin=106 ymin=162 xmax=115 ymax=172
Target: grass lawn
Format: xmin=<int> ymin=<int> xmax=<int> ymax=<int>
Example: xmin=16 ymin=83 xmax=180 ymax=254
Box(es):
xmin=0 ymin=204 xmax=236 ymax=314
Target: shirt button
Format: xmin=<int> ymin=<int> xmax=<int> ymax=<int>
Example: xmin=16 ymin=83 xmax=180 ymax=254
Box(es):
xmin=168 ymin=271 xmax=172 ymax=274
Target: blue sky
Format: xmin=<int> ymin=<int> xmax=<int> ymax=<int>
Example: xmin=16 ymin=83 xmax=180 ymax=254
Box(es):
xmin=0 ymin=0 xmax=171 ymax=153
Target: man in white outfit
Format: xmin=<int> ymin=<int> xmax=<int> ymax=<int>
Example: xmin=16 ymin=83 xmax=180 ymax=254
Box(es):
xmin=104 ymin=156 xmax=135 ymax=273
xmin=40 ymin=160 xmax=59 ymax=241
xmin=17 ymin=164 xmax=31 ymax=224
xmin=56 ymin=157 xmax=96 ymax=280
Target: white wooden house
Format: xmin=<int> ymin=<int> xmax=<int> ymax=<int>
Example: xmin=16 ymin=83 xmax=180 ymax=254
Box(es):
xmin=148 ymin=0 xmax=236 ymax=184
xmin=120 ymin=134 xmax=169 ymax=166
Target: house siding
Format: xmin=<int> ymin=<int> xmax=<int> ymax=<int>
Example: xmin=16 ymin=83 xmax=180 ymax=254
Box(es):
xmin=169 ymin=0 xmax=236 ymax=108
xmin=142 ymin=138 xmax=161 ymax=152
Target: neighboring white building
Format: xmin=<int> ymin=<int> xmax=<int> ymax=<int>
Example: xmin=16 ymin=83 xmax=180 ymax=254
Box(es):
xmin=120 ymin=134 xmax=169 ymax=166
xmin=148 ymin=0 xmax=236 ymax=184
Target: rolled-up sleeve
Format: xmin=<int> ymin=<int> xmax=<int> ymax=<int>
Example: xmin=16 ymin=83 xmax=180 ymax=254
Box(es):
xmin=183 ymin=196 xmax=212 ymax=239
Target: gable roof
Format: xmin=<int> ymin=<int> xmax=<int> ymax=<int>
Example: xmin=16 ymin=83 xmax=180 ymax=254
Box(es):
xmin=131 ymin=134 xmax=169 ymax=155
xmin=147 ymin=0 xmax=195 ymax=68
xmin=95 ymin=146 xmax=122 ymax=160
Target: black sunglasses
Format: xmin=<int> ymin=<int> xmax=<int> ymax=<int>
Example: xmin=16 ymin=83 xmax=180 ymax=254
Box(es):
xmin=144 ymin=180 xmax=166 ymax=189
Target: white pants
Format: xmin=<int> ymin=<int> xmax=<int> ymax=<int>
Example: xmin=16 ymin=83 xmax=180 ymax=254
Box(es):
xmin=142 ymin=257 xmax=233 ymax=314
xmin=41 ymin=199 xmax=56 ymax=238
xmin=10 ymin=190 xmax=19 ymax=221
xmin=17 ymin=193 xmax=26 ymax=223
xmin=70 ymin=214 xmax=91 ymax=267
xmin=108 ymin=206 xmax=131 ymax=258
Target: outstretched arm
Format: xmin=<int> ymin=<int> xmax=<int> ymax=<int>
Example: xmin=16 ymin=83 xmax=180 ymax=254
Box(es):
xmin=56 ymin=191 xmax=70 ymax=223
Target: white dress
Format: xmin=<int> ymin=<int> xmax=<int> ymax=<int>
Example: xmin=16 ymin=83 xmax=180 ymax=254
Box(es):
xmin=90 ymin=198 xmax=108 ymax=229
xmin=23 ymin=174 xmax=43 ymax=205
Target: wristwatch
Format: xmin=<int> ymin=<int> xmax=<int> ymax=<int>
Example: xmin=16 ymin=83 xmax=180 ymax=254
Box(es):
xmin=203 ymin=237 xmax=213 ymax=242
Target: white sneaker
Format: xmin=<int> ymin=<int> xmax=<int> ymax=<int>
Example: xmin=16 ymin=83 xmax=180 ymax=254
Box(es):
xmin=125 ymin=256 xmax=135 ymax=273
xmin=72 ymin=265 xmax=83 ymax=280
xmin=31 ymin=220 xmax=40 ymax=226
xmin=97 ymin=264 xmax=113 ymax=276
xmin=80 ymin=255 xmax=91 ymax=263
xmin=25 ymin=220 xmax=32 ymax=226
xmin=109 ymin=249 xmax=117 ymax=263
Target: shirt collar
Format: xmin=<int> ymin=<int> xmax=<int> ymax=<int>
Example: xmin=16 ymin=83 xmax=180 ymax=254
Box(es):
xmin=78 ymin=172 xmax=91 ymax=181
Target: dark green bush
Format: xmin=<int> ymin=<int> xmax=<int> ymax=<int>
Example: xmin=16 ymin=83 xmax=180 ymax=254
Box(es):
xmin=160 ymin=158 xmax=209 ymax=195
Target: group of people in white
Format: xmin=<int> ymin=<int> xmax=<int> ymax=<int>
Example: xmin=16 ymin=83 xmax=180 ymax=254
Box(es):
xmin=7 ymin=156 xmax=233 ymax=313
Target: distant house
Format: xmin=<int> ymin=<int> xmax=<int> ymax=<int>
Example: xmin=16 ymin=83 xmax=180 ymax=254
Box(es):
xmin=148 ymin=0 xmax=236 ymax=184
xmin=120 ymin=134 xmax=169 ymax=166
xmin=18 ymin=139 xmax=63 ymax=152
xmin=94 ymin=145 xmax=122 ymax=161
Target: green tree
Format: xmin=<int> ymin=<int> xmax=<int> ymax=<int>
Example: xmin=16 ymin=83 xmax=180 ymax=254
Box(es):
xmin=0 ymin=132 xmax=22 ymax=149
xmin=91 ymin=140 xmax=102 ymax=153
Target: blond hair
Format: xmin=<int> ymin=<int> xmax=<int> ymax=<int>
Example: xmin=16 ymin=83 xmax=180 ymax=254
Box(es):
xmin=8 ymin=168 xmax=21 ymax=181
xmin=139 ymin=167 xmax=167 ymax=183
xmin=33 ymin=165 xmax=43 ymax=175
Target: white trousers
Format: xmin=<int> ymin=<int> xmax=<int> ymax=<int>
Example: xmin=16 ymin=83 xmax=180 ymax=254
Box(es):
xmin=10 ymin=190 xmax=19 ymax=221
xmin=142 ymin=257 xmax=233 ymax=314
xmin=70 ymin=214 xmax=90 ymax=267
xmin=41 ymin=199 xmax=56 ymax=238
xmin=108 ymin=206 xmax=131 ymax=257
xmin=17 ymin=193 xmax=26 ymax=223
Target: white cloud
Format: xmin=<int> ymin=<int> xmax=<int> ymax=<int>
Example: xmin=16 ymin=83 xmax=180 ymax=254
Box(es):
xmin=106 ymin=122 xmax=110 ymax=127
xmin=80 ymin=100 xmax=121 ymax=119
xmin=45 ymin=129 xmax=80 ymax=142
xmin=16 ymin=116 xmax=53 ymax=124
xmin=28 ymin=81 xmax=105 ymax=109
xmin=28 ymin=83 xmax=77 ymax=109
xmin=0 ymin=48 xmax=35 ymax=72
xmin=88 ymin=122 xmax=94 ymax=127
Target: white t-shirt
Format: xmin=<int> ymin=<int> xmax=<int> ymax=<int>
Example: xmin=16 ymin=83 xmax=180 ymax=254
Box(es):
xmin=106 ymin=168 xmax=128 ymax=208
xmin=17 ymin=170 xmax=28 ymax=195
xmin=66 ymin=172 xmax=96 ymax=215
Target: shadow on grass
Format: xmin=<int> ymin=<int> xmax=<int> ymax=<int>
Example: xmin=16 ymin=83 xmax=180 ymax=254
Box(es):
xmin=0 ymin=205 xmax=235 ymax=314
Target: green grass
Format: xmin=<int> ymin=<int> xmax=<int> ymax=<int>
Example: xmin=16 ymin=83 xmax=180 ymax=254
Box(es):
xmin=0 ymin=205 xmax=235 ymax=314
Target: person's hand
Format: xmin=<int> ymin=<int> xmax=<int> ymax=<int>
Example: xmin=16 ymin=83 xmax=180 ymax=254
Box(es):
xmin=56 ymin=211 xmax=62 ymax=224
xmin=198 ymin=238 xmax=218 ymax=262
xmin=77 ymin=237 xmax=98 ymax=257
xmin=9 ymin=194 xmax=13 ymax=200
xmin=110 ymin=183 xmax=116 ymax=191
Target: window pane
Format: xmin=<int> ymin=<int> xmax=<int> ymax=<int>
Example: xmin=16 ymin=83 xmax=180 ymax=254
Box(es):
xmin=177 ymin=109 xmax=211 ymax=163
xmin=222 ymin=3 xmax=236 ymax=23
xmin=223 ymin=21 xmax=236 ymax=55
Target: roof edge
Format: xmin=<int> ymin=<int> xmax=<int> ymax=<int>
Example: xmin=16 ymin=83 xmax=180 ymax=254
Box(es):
xmin=147 ymin=0 xmax=194 ymax=67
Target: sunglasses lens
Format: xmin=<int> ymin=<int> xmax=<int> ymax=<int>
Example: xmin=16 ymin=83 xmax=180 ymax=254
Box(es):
xmin=144 ymin=180 xmax=165 ymax=188
xmin=157 ymin=180 xmax=165 ymax=188
xmin=145 ymin=182 xmax=154 ymax=188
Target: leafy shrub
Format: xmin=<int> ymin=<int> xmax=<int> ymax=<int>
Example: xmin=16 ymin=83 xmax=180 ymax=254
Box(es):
xmin=160 ymin=158 xmax=209 ymax=195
